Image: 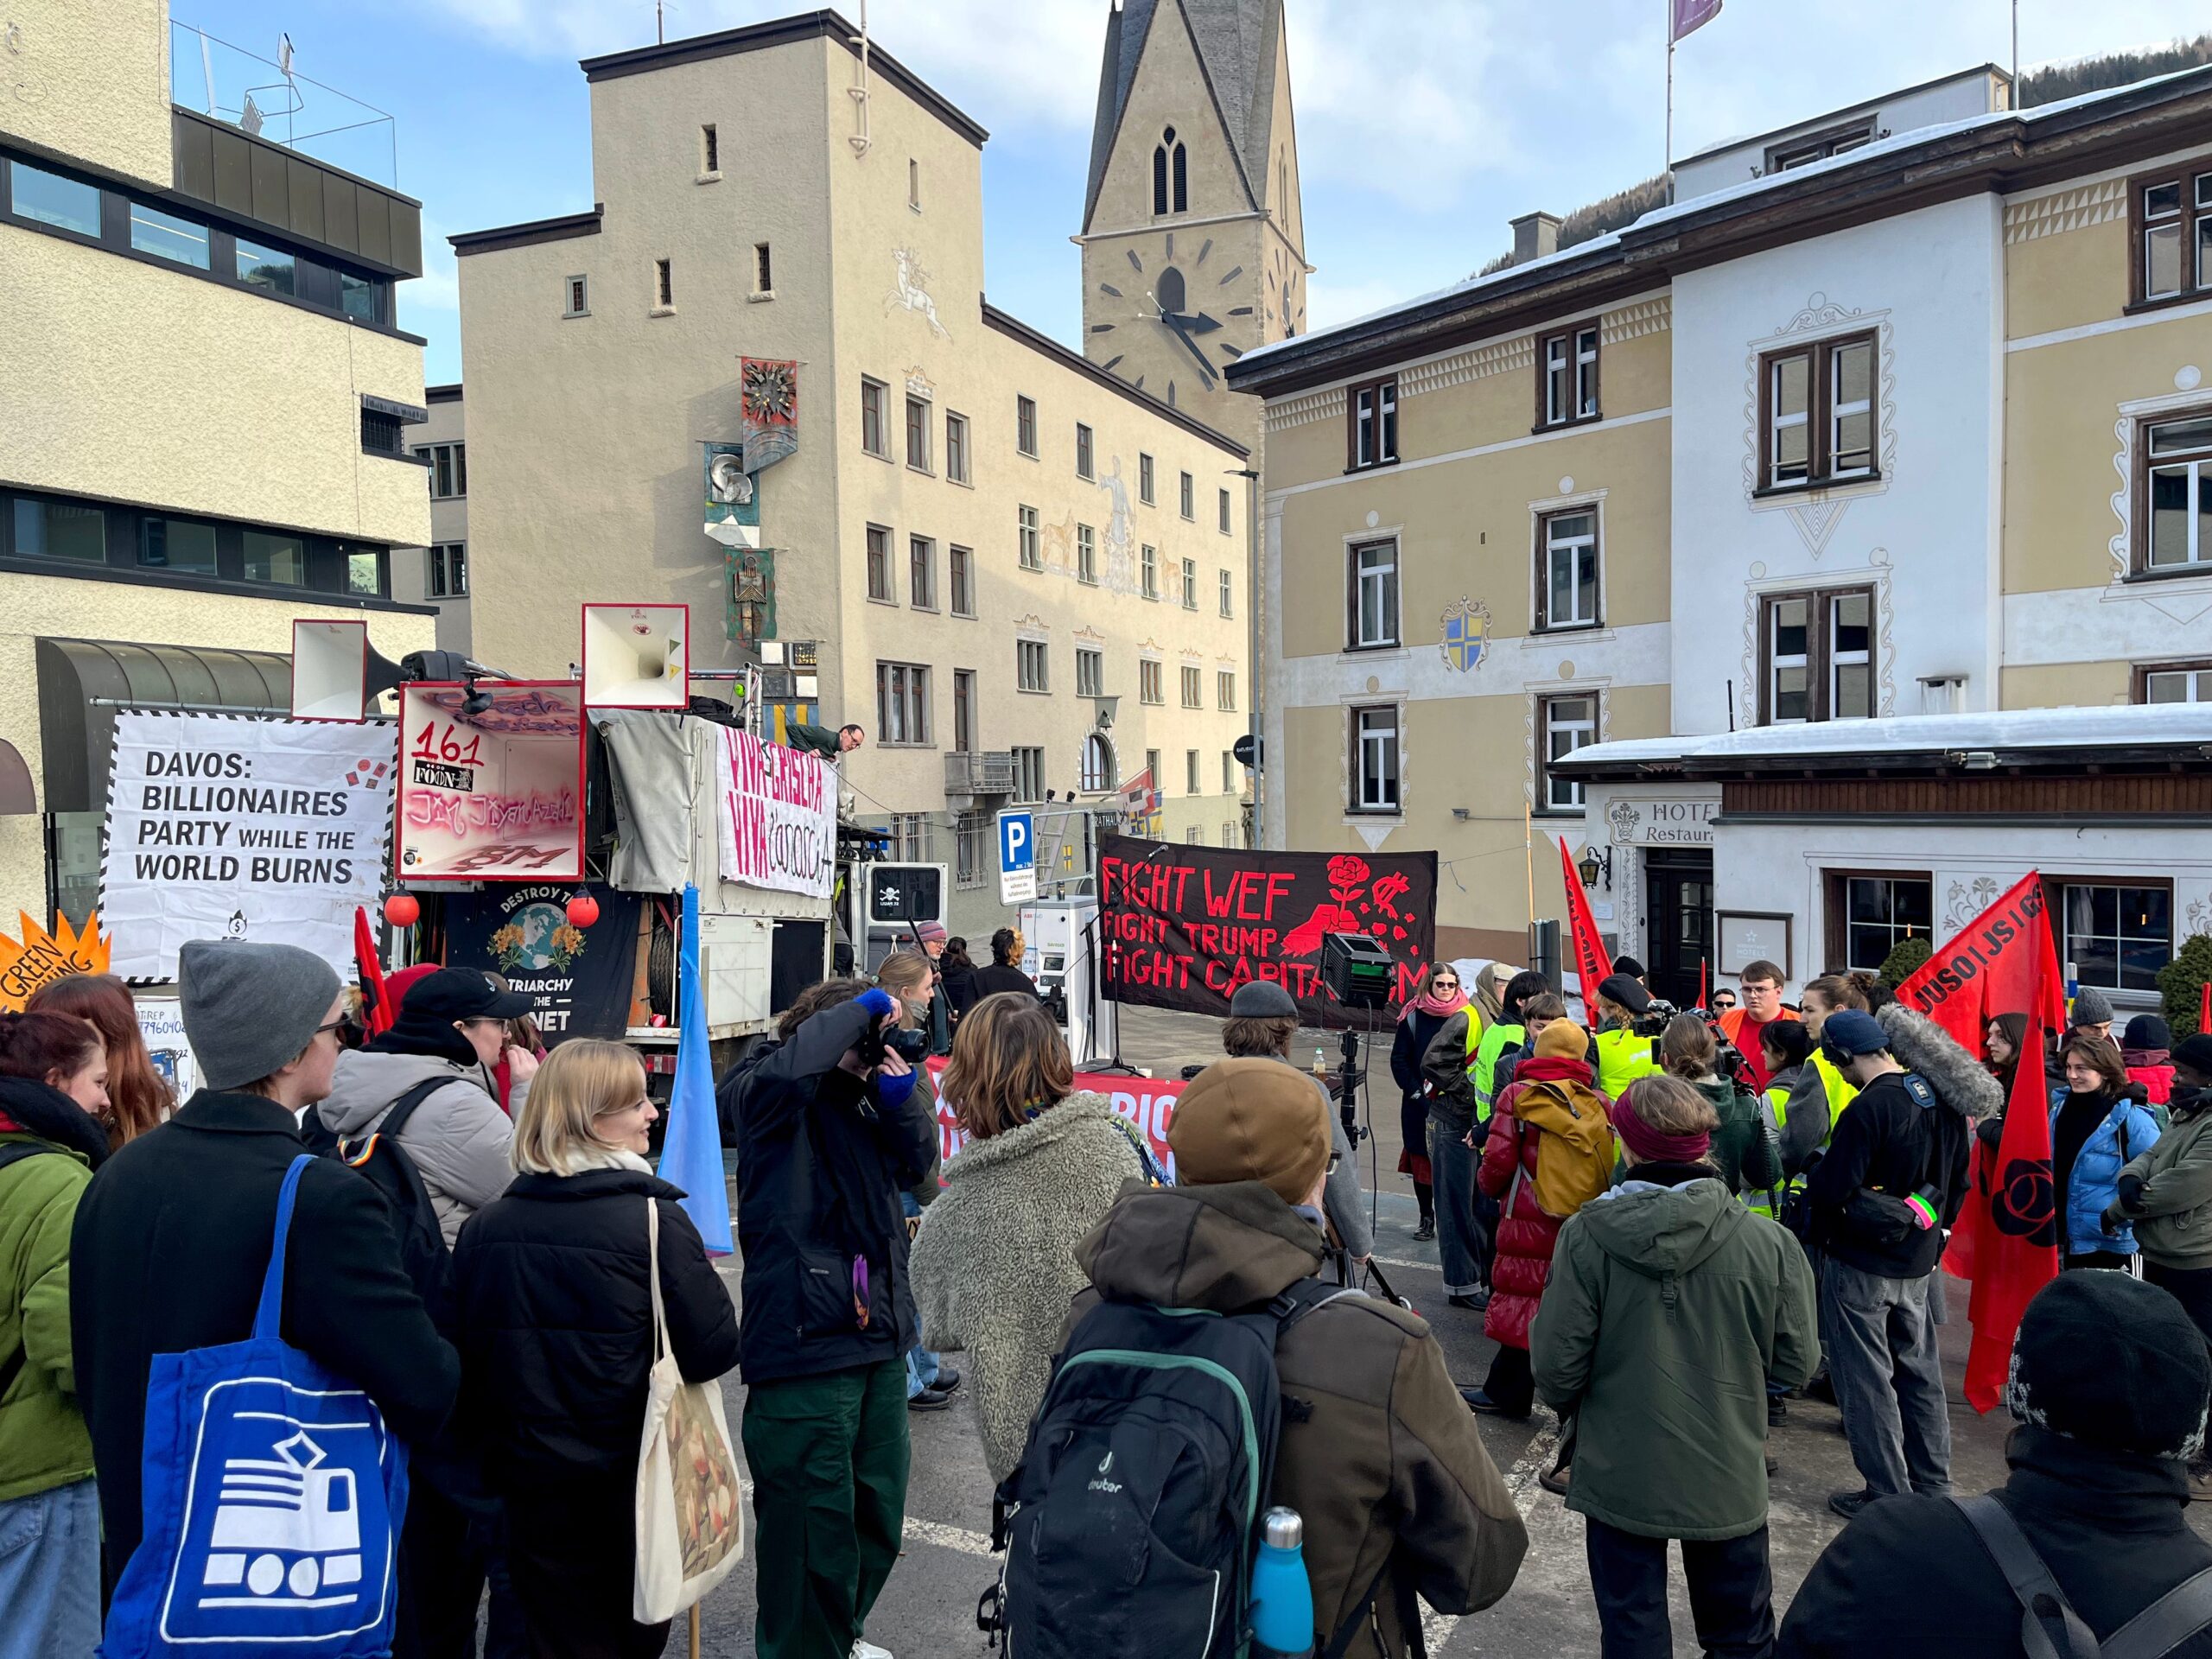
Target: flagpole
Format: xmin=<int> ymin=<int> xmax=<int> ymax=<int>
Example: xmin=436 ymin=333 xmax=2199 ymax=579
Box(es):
xmin=1665 ymin=17 xmax=1675 ymax=197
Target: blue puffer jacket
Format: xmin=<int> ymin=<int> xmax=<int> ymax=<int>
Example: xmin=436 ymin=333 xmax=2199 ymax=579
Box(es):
xmin=2051 ymin=1093 xmax=2164 ymax=1257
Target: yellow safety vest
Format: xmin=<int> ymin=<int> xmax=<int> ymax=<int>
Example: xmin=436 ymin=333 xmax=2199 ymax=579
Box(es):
xmin=1747 ymin=1059 xmax=1858 ymax=1217
xmin=1594 ymin=1025 xmax=1662 ymax=1102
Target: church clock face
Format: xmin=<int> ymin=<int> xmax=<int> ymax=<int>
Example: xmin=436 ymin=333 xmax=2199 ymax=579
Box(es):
xmin=1264 ymin=245 xmax=1304 ymax=340
xmin=1090 ymin=231 xmax=1252 ymax=407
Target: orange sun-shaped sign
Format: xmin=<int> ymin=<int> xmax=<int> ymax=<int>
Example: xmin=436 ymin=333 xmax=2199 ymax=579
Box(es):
xmin=0 ymin=911 xmax=111 ymax=1012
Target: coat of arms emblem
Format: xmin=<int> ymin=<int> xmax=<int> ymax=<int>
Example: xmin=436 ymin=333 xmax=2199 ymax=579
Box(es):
xmin=1440 ymin=597 xmax=1491 ymax=672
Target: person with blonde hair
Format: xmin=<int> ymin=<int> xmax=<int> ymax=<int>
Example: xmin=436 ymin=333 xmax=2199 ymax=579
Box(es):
xmin=1534 ymin=1073 xmax=1817 ymax=1656
xmin=909 ymin=993 xmax=1141 ymax=1481
xmin=454 ymin=1040 xmax=739 ymax=1658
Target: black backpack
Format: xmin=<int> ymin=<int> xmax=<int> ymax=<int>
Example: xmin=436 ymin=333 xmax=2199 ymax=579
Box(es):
xmin=331 ymin=1077 xmax=455 ymax=1329
xmin=982 ymin=1279 xmax=1351 ymax=1658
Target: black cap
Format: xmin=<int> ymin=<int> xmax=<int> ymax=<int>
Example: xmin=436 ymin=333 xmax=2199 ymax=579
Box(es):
xmin=2174 ymin=1033 xmax=2212 ymax=1077
xmin=1610 ymin=955 xmax=1646 ymax=982
xmin=2124 ymin=1014 xmax=2173 ymax=1051
xmin=2006 ymin=1272 xmax=2210 ymax=1461
xmin=402 ymin=967 xmax=532 ymax=1023
xmin=1596 ymin=973 xmax=1650 ymax=1014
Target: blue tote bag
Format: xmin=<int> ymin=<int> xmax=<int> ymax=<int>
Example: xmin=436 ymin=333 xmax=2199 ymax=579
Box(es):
xmin=103 ymin=1154 xmax=411 ymax=1657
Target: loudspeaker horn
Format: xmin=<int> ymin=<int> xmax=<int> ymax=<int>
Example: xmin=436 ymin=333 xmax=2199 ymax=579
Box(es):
xmin=292 ymin=620 xmax=405 ymax=721
xmin=582 ymin=603 xmax=690 ymax=709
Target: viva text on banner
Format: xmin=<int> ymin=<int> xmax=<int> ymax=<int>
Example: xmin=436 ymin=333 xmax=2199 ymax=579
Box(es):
xmin=715 ymin=727 xmax=836 ymax=899
xmin=100 ymin=711 xmax=395 ymax=980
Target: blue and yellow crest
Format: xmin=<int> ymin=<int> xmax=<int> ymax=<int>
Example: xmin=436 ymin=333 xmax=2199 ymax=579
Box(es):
xmin=1440 ymin=597 xmax=1491 ymax=672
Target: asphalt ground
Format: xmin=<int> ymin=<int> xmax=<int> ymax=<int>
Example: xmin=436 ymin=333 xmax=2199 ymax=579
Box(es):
xmin=652 ymin=1007 xmax=2207 ymax=1656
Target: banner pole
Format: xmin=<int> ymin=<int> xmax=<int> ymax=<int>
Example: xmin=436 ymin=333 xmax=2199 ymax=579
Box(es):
xmin=1523 ymin=800 xmax=1535 ymax=930
xmin=688 ymin=1605 xmax=701 ymax=1659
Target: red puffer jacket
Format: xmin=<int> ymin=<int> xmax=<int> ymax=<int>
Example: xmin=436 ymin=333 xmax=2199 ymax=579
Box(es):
xmin=1476 ymin=1056 xmax=1610 ymax=1351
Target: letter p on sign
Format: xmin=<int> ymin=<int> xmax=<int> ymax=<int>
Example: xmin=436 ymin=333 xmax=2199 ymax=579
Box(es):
xmin=998 ymin=810 xmax=1036 ymax=905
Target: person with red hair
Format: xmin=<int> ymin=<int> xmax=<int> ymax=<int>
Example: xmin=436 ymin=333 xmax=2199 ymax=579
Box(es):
xmin=27 ymin=974 xmax=172 ymax=1147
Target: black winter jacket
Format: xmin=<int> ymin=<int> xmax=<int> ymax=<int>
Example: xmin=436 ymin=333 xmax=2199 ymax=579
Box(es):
xmin=1807 ymin=1070 xmax=1970 ymax=1278
xmin=1390 ymin=1010 xmax=1449 ymax=1109
xmin=70 ymin=1090 xmax=459 ymax=1589
xmin=732 ymin=998 xmax=938 ymax=1384
xmin=1778 ymin=1426 xmax=2212 ymax=1658
xmin=452 ymin=1164 xmax=738 ymax=1497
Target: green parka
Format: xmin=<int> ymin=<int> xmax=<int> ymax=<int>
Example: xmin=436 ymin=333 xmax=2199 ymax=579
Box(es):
xmin=0 ymin=1128 xmax=94 ymax=1502
xmin=1530 ymin=1163 xmax=1817 ymax=1541
xmin=2110 ymin=1094 xmax=2212 ymax=1270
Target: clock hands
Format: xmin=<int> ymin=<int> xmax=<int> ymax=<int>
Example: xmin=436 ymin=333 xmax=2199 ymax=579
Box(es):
xmin=1161 ymin=312 xmax=1219 ymax=385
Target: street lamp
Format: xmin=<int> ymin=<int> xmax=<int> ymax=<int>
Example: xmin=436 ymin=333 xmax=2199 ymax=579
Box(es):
xmin=1576 ymin=843 xmax=1612 ymax=891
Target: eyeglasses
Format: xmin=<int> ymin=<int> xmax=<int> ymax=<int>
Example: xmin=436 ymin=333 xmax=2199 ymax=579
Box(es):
xmin=311 ymin=1018 xmax=349 ymax=1039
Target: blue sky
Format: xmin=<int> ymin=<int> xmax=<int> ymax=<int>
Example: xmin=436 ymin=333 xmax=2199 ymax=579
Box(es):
xmin=175 ymin=0 xmax=2212 ymax=385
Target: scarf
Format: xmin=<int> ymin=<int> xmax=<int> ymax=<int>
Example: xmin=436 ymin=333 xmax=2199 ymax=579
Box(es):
xmin=1514 ymin=1054 xmax=1594 ymax=1090
xmin=1609 ymin=1092 xmax=1710 ymax=1165
xmin=1404 ymin=983 xmax=1469 ymax=1022
xmin=538 ymin=1141 xmax=655 ymax=1178
xmin=0 ymin=1075 xmax=111 ymax=1168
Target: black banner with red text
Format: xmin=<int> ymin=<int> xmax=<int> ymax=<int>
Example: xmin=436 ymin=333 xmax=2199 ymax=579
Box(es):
xmin=1096 ymin=835 xmax=1438 ymax=1028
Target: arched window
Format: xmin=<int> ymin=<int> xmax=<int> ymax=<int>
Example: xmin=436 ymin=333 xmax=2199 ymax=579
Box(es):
xmin=1154 ymin=127 xmax=1186 ymax=215
xmin=1156 ymin=265 xmax=1185 ymax=315
xmin=1081 ymin=734 xmax=1117 ymax=794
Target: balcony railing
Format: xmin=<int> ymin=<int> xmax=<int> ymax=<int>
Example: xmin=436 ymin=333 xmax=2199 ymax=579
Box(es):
xmin=171 ymin=22 xmax=398 ymax=188
xmin=944 ymin=751 xmax=1015 ymax=798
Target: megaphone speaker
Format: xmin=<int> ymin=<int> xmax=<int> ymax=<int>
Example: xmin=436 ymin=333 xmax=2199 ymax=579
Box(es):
xmin=582 ymin=603 xmax=690 ymax=709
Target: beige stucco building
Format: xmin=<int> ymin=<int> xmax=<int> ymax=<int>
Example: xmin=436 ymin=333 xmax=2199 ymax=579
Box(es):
xmin=454 ymin=6 xmax=1281 ymax=939
xmin=1230 ymin=60 xmax=2212 ymax=1009
xmin=1 ymin=0 xmax=434 ymax=928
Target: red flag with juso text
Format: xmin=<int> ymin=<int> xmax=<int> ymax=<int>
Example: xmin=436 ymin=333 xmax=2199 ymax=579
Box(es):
xmin=1555 ymin=836 xmax=1614 ymax=1004
xmin=1962 ymin=922 xmax=2063 ymax=1412
xmin=1891 ymin=872 xmax=2067 ymax=1058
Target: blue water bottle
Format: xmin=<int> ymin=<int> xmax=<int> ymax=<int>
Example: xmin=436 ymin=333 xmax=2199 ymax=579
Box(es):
xmin=1250 ymin=1505 xmax=1315 ymax=1658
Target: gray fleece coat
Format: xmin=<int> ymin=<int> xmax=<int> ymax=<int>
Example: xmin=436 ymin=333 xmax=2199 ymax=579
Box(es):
xmin=909 ymin=1092 xmax=1143 ymax=1482
xmin=317 ymin=1049 xmax=519 ymax=1247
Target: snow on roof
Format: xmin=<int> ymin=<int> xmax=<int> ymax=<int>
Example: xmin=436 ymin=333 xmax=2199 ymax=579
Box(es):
xmin=1555 ymin=704 xmax=2212 ymax=772
xmin=1245 ymin=60 xmax=2211 ymax=372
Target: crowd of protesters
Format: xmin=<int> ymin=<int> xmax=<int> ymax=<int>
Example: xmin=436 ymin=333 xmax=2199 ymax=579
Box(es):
xmin=12 ymin=927 xmax=2212 ymax=1659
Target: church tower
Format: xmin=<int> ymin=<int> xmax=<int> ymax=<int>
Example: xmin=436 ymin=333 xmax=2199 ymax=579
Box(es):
xmin=1077 ymin=0 xmax=1306 ymax=451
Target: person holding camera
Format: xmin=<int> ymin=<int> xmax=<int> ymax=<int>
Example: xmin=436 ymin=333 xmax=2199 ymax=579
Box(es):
xmin=731 ymin=982 xmax=939 ymax=1659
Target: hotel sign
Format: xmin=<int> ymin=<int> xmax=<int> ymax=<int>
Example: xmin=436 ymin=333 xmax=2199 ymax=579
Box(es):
xmin=1606 ymin=796 xmax=1718 ymax=847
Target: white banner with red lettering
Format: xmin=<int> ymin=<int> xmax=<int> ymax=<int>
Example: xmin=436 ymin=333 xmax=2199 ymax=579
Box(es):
xmin=927 ymin=1058 xmax=1186 ymax=1179
xmin=715 ymin=728 xmax=836 ymax=899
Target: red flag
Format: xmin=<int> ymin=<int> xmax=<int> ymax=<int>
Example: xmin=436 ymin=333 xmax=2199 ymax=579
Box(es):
xmin=1892 ymin=871 xmax=2066 ymax=1058
xmin=353 ymin=906 xmax=394 ymax=1037
xmin=1555 ymin=836 xmax=1615 ymax=1003
xmin=1697 ymin=957 xmax=1708 ymax=1011
xmin=2200 ymin=977 xmax=2209 ymax=1039
xmin=1962 ymin=915 xmax=2063 ymax=1411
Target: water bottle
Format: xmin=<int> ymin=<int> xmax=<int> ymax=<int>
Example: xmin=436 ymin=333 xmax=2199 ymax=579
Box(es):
xmin=1250 ymin=1506 xmax=1314 ymax=1658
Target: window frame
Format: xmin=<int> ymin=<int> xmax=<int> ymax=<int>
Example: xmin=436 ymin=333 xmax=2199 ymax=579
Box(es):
xmin=865 ymin=523 xmax=896 ymax=603
xmin=563 ymin=274 xmax=590 ymax=317
xmin=1016 ymin=638 xmax=1050 ymax=695
xmin=2128 ymin=162 xmax=2212 ymax=309
xmin=861 ymin=377 xmax=890 ymax=459
xmin=1180 ymin=664 xmax=1203 ymax=709
xmin=1139 ymin=658 xmax=1164 ymax=705
xmin=908 ymin=534 xmax=937 ymax=611
xmin=1076 ymin=646 xmax=1105 ymax=698
xmin=1822 ymin=870 xmax=1936 ymax=976
xmin=1011 ymin=746 xmax=1046 ymax=805
xmin=1018 ymin=504 xmax=1041 ymax=571
xmin=1080 ymin=733 xmax=1117 ymax=793
xmin=1217 ymin=669 xmax=1236 ymax=711
xmin=2134 ymin=658 xmax=2212 ymax=703
xmin=1076 ymin=423 xmax=1095 ymax=481
xmin=1345 ymin=538 xmax=1401 ymax=652
xmin=701 ymin=124 xmax=720 ymax=175
xmin=1535 ymin=323 xmax=1602 ymax=430
xmin=1219 ymin=568 xmax=1234 ymax=617
xmin=1179 ymin=471 xmax=1195 ymax=520
xmin=1016 ymin=395 xmax=1039 ymax=458
xmin=905 ymin=396 xmax=932 ymax=474
xmin=1533 ymin=505 xmax=1601 ymax=632
xmin=653 ymin=256 xmax=673 ymax=309
xmin=1758 ymin=585 xmax=1878 ymax=725
xmin=1347 ymin=378 xmax=1400 ymax=470
xmin=1180 ymin=557 xmax=1198 ymax=610
xmin=1218 ymin=488 xmax=1233 ymax=534
xmin=2135 ymin=410 xmax=2212 ymax=576
xmin=1140 ymin=454 xmax=1156 ymax=505
xmin=416 ymin=442 xmax=467 ymax=501
xmin=1077 ymin=523 xmax=1097 ymax=586
xmin=1186 ymin=750 xmax=1201 ymax=796
xmin=874 ymin=660 xmax=932 ymax=747
xmin=955 ymin=811 xmax=984 ymax=887
xmin=426 ymin=542 xmax=468 ymax=599
xmin=1141 ymin=543 xmax=1159 ymax=601
xmin=944 ymin=411 xmax=970 ymax=485
xmin=1536 ymin=691 xmax=1599 ymax=814
xmin=1758 ymin=329 xmax=1878 ymax=493
xmin=951 ymin=668 xmax=976 ymax=752
xmin=948 ymin=543 xmax=976 ymax=617
xmin=1766 ymin=120 xmax=1875 ymax=174
xmin=1349 ymin=704 xmax=1402 ymax=816
xmin=2047 ymin=875 xmax=2175 ymax=995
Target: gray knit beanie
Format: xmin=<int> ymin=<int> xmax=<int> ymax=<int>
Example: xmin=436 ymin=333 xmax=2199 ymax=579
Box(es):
xmin=180 ymin=939 xmax=342 ymax=1090
xmin=2069 ymin=985 xmax=2115 ymax=1027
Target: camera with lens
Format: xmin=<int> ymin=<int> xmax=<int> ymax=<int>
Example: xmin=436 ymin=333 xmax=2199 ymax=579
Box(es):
xmin=852 ymin=1020 xmax=931 ymax=1071
xmin=1629 ymin=998 xmax=1679 ymax=1039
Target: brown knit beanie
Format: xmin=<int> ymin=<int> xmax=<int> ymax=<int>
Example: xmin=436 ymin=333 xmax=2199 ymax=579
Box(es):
xmin=1168 ymin=1057 xmax=1331 ymax=1203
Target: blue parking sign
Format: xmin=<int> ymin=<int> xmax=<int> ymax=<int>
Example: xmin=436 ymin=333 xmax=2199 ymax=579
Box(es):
xmin=997 ymin=810 xmax=1036 ymax=904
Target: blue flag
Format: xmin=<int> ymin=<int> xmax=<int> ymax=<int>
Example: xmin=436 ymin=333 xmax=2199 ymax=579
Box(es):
xmin=661 ymin=883 xmax=733 ymax=1255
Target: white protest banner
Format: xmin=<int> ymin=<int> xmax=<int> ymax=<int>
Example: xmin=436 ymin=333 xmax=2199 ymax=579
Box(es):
xmin=135 ymin=996 xmax=198 ymax=1100
xmin=101 ymin=712 xmax=395 ymax=980
xmin=715 ymin=728 xmax=835 ymax=899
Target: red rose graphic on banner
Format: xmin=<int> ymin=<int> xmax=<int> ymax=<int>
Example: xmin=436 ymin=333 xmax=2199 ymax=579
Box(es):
xmin=1098 ymin=834 xmax=1436 ymax=1028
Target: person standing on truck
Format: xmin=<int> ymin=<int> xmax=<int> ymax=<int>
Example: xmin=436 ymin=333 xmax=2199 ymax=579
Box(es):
xmin=970 ymin=929 xmax=1041 ymax=1001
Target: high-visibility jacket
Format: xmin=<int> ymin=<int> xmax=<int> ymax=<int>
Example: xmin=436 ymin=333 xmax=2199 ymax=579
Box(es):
xmin=1747 ymin=1055 xmax=1859 ymax=1217
xmin=1593 ymin=1024 xmax=1662 ymax=1101
xmin=1471 ymin=1020 xmax=1524 ymax=1116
